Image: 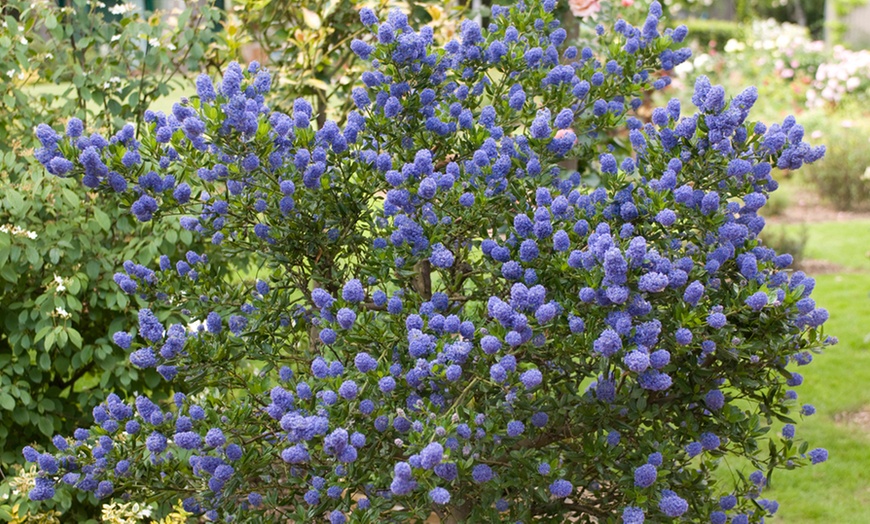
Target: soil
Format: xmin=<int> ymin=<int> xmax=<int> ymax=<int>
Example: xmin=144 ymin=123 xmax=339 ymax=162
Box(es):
xmin=833 ymin=408 xmax=870 ymax=432
xmin=798 ymin=259 xmax=849 ymax=274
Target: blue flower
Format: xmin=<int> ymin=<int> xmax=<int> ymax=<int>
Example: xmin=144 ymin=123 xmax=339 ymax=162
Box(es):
xmin=530 ymin=110 xmax=551 ymax=139
xmin=594 ymin=329 xmax=622 ymax=358
xmin=420 ymin=442 xmax=444 ymax=469
xmin=705 ymin=389 xmax=725 ymax=411
xmin=683 ymin=281 xmax=704 ymax=306
xmin=351 ymin=39 xmax=374 ymax=59
xmin=206 ymin=311 xmax=222 ymax=334
xmin=430 ymin=243 xmax=455 ymax=268
xmin=28 ymin=477 xmax=56 ymax=501
xmin=707 ymin=311 xmax=727 ymax=329
xmin=342 ymin=279 xmax=365 ymax=303
xmin=430 ymin=487 xmax=450 ymax=504
xmin=658 ymin=491 xmax=688 ymax=517
xmin=359 ymin=7 xmax=377 ymax=26
xmin=549 ymin=479 xmax=572 ymax=497
xmin=745 ymin=291 xmax=768 ymax=311
xmin=506 ymin=420 xmax=524 ymax=437
xmin=701 ymin=432 xmax=721 ymax=450
xmin=622 ymin=507 xmax=645 ymax=524
xmin=634 ymin=464 xmax=657 ymax=488
xmin=624 ymin=350 xmax=650 ymax=373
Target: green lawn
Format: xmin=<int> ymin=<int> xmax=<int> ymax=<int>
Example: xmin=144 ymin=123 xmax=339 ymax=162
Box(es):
xmin=753 ymin=220 xmax=870 ymax=522
xmin=765 ymin=219 xmax=870 ymax=272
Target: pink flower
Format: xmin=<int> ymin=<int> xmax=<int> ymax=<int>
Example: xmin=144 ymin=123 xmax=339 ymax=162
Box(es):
xmin=555 ymin=128 xmax=578 ymax=146
xmin=622 ymin=0 xmax=635 ymax=6
xmin=569 ymin=0 xmax=601 ymax=18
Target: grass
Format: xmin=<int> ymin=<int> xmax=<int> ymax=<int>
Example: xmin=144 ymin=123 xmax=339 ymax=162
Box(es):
xmin=767 ymin=272 xmax=870 ymax=522
xmin=742 ymin=218 xmax=870 ymax=522
xmin=764 ymin=220 xmax=870 ymax=272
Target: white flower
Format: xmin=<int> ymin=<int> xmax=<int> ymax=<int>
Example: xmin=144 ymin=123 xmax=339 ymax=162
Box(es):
xmin=111 ymin=34 xmax=122 ymax=42
xmin=724 ymin=39 xmax=744 ymax=54
xmin=55 ymin=306 xmax=71 ymax=319
xmin=54 ymin=274 xmax=66 ymax=292
xmin=109 ymin=3 xmax=135 ymax=16
xmin=1 ymin=224 xmax=38 ymax=238
xmin=149 ymin=38 xmax=160 ymax=48
xmin=19 ymin=36 xmax=27 ymax=45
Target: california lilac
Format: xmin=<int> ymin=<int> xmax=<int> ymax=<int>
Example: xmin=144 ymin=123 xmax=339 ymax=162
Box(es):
xmin=26 ymin=1 xmax=831 ymax=522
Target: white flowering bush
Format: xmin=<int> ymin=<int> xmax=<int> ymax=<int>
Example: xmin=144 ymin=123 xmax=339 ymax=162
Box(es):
xmin=22 ymin=1 xmax=832 ymax=522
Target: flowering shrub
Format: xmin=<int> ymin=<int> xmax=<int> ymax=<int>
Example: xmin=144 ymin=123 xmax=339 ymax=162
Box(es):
xmin=807 ymin=45 xmax=870 ymax=109
xmin=24 ymin=1 xmax=831 ymax=522
xmin=0 ymin=0 xmax=223 ymax=485
xmin=223 ymin=0 xmax=456 ymax=125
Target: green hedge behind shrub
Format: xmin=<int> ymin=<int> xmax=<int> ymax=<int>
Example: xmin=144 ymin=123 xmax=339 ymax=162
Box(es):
xmin=682 ymin=17 xmax=745 ymax=46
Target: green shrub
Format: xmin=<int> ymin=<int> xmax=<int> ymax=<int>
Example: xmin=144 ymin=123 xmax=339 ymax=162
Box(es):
xmin=682 ymin=18 xmax=744 ymax=46
xmin=803 ymin=126 xmax=870 ymax=211
xmin=761 ymin=226 xmax=808 ymax=268
xmin=0 ymin=0 xmax=221 ymax=517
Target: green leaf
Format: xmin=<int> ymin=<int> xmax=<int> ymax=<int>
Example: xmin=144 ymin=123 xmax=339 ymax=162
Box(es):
xmin=25 ymin=246 xmax=40 ymax=266
xmin=5 ymin=16 xmax=19 ymax=36
xmin=44 ymin=14 xmax=58 ymax=30
xmin=38 ymin=352 xmax=51 ymax=371
xmin=68 ymin=277 xmax=81 ymax=295
xmin=4 ymin=189 xmax=24 ymax=214
xmin=93 ymin=207 xmax=111 ymax=232
xmin=37 ymin=416 xmax=54 ymax=437
xmin=0 ymin=393 xmax=14 ymax=411
xmin=67 ymin=328 xmax=83 ymax=349
xmin=61 ymin=187 xmax=80 ymax=207
xmin=34 ymin=325 xmax=52 ymax=342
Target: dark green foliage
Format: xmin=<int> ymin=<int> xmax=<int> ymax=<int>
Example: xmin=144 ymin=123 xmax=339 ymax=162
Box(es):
xmin=0 ymin=0 xmax=219 ymax=503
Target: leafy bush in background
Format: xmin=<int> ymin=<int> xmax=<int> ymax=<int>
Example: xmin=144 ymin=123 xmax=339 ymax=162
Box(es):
xmin=760 ymin=227 xmax=808 ymax=269
xmin=0 ymin=0 xmax=222 ymax=150
xmin=0 ymin=0 xmax=222 ymax=519
xmin=681 ymin=17 xmax=744 ymax=47
xmin=20 ymin=1 xmax=834 ymax=522
xmin=803 ymin=125 xmax=870 ymax=211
